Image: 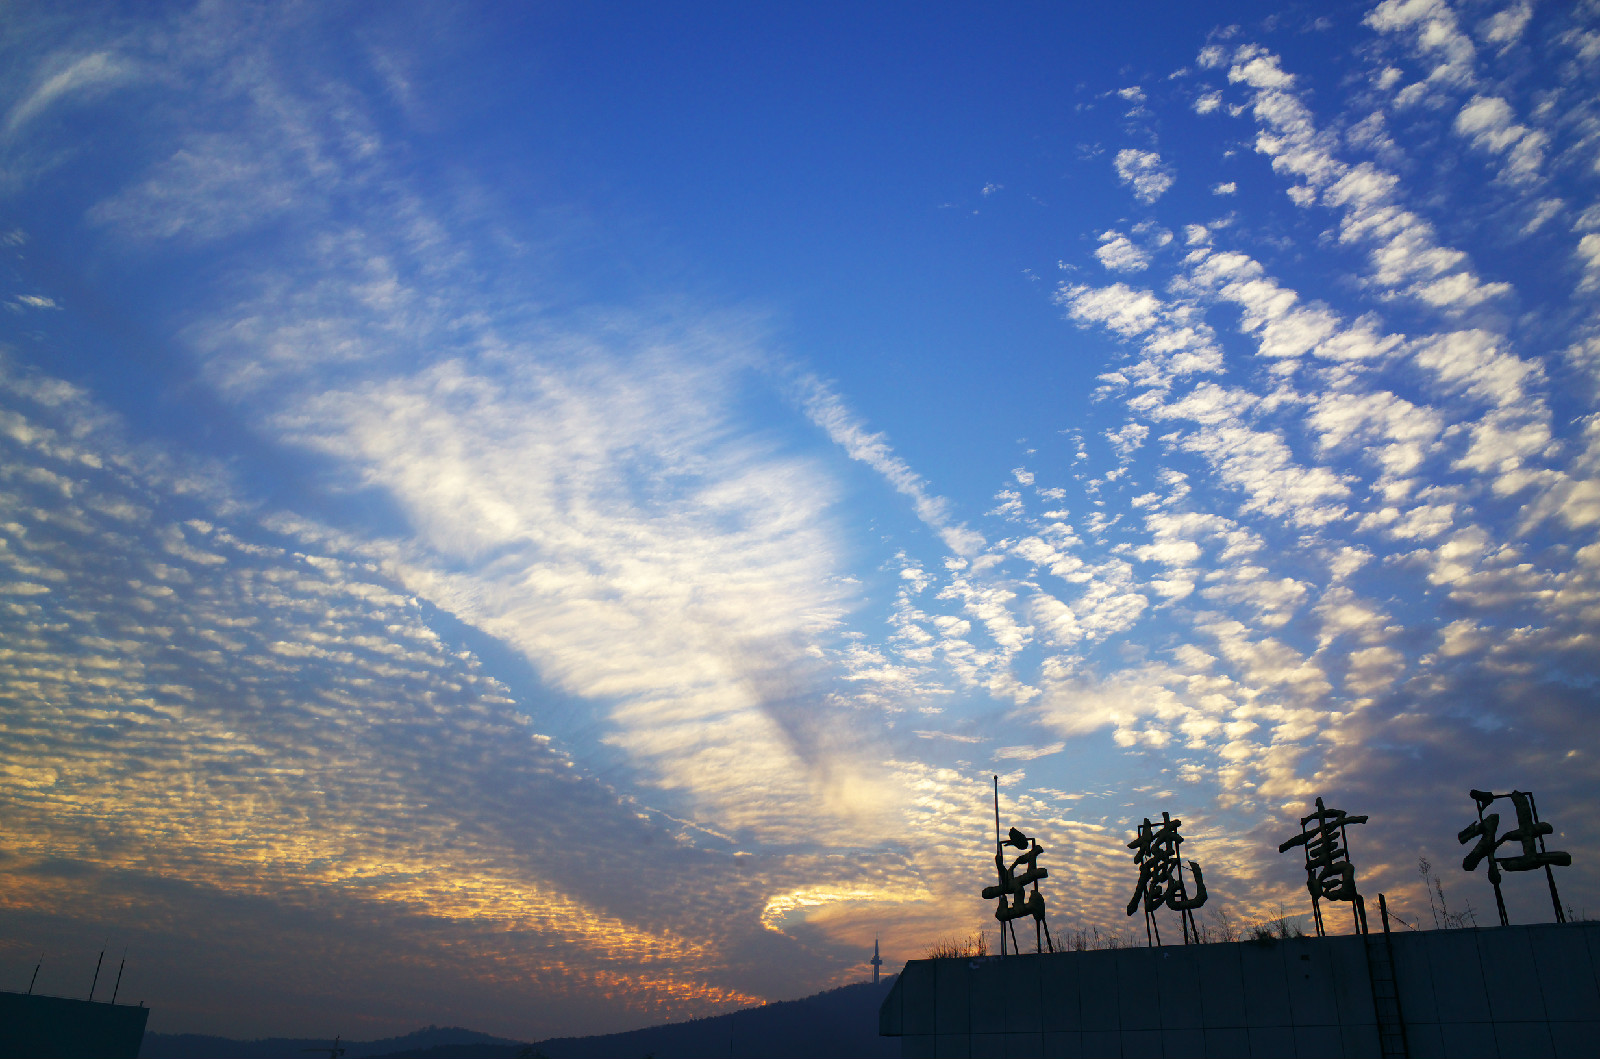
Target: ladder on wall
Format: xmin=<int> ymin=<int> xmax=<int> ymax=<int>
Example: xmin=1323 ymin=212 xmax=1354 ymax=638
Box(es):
xmin=1366 ymin=894 xmax=1409 ymax=1059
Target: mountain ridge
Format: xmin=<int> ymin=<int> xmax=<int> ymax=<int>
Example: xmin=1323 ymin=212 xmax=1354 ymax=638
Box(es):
xmin=138 ymin=977 xmax=898 ymax=1059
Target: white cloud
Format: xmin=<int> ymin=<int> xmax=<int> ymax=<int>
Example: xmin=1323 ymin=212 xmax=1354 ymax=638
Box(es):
xmin=1058 ymin=282 xmax=1162 ymax=335
xmin=1307 ymin=388 xmax=1443 ymax=478
xmin=1227 ymin=44 xmax=1512 ymax=310
xmin=1478 ymin=2 xmax=1533 ymax=47
xmin=1187 ymin=249 xmax=1403 ymax=362
xmin=1578 ymin=233 xmax=1600 ymax=291
xmin=1365 ymin=0 xmax=1479 ymax=96
xmin=288 ymin=353 xmax=897 ymax=836
xmin=1114 ymin=148 xmax=1175 ymax=203
xmin=1105 ymin=422 xmax=1149 ymax=459
xmin=799 ymin=376 xmax=987 ymax=556
xmin=1453 ymin=95 xmax=1549 ymax=184
xmin=1176 ymin=423 xmax=1352 ymax=529
xmin=1057 ymin=283 xmax=1225 ymax=387
xmin=1411 ymin=329 xmax=1542 ymax=408
xmin=1095 ymin=231 xmax=1150 ymax=271
xmin=993 ymin=741 xmax=1065 ymax=760
xmin=5 ymin=51 xmax=131 ymax=135
xmin=9 ymin=295 xmax=59 ymax=310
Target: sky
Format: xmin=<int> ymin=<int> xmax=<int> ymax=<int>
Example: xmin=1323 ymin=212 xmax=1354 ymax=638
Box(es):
xmin=2 ymin=0 xmax=1598 ymax=1042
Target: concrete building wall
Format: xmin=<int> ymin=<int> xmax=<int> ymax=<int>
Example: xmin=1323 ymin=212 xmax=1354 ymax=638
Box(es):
xmin=1387 ymin=923 xmax=1599 ymax=1059
xmin=879 ymin=922 xmax=1600 ymax=1058
xmin=0 ymin=991 xmax=149 ymax=1059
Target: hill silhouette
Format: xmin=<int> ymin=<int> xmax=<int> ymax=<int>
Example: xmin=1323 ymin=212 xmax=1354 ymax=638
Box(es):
xmin=138 ymin=978 xmax=897 ymax=1059
xmin=519 ymin=978 xmax=897 ymax=1059
xmin=140 ymin=1024 xmax=526 ymax=1058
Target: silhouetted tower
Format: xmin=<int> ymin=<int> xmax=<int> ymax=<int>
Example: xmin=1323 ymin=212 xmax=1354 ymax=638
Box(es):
xmin=871 ymin=937 xmax=883 ymax=984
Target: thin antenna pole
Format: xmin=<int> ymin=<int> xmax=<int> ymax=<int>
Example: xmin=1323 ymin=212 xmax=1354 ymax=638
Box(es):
xmin=89 ymin=943 xmax=106 ymax=1002
xmin=28 ymin=955 xmax=42 ymax=995
xmin=992 ymin=775 xmax=1001 ymax=857
xmin=111 ymin=949 xmax=127 ymax=1005
xmin=994 ymin=775 xmax=1005 ymax=957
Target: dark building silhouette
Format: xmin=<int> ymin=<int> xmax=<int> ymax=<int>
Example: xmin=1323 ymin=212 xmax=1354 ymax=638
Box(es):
xmin=0 ymin=990 xmax=148 ymax=1058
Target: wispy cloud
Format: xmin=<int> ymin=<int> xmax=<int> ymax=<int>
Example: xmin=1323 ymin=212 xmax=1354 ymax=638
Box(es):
xmin=5 ymin=51 xmax=131 ymax=136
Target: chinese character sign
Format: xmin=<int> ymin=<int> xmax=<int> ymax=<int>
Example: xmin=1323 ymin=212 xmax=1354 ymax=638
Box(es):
xmin=1278 ymin=796 xmax=1369 ymax=936
xmin=982 ymin=824 xmax=1054 ymax=954
xmin=982 ymin=777 xmax=1055 ymax=956
xmin=1459 ymin=789 xmax=1572 ymax=925
xmin=1125 ymin=812 xmax=1208 ymax=946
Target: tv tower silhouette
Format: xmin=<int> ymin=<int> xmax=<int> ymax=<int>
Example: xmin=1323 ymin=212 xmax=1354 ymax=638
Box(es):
xmin=871 ymin=936 xmax=883 ymax=984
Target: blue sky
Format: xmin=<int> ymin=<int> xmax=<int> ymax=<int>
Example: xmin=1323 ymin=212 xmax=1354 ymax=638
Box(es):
xmin=2 ymin=0 xmax=1598 ymax=1041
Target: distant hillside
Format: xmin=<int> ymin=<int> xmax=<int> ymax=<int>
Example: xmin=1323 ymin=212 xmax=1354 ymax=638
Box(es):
xmin=139 ymin=1024 xmax=527 ymax=1059
xmin=524 ymin=978 xmax=898 ymax=1059
xmin=139 ymin=979 xmax=898 ymax=1059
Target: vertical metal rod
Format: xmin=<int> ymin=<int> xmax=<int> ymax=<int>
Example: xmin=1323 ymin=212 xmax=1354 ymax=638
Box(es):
xmin=1529 ymin=793 xmax=1566 ymax=923
xmin=89 ymin=945 xmax=105 ymax=1002
xmin=27 ymin=955 xmax=42 ymax=995
xmin=1379 ymin=893 xmax=1391 ymax=936
xmin=1342 ymin=818 xmax=1357 ymax=936
xmin=111 ymin=950 xmax=126 ymax=1005
xmin=992 ymin=775 xmax=1000 ymax=855
xmin=1476 ymin=795 xmax=1510 ymax=926
xmin=1544 ymin=864 xmax=1565 ymax=923
xmin=994 ymin=775 xmax=1004 ymax=957
xmin=1175 ymin=859 xmax=1191 ymax=944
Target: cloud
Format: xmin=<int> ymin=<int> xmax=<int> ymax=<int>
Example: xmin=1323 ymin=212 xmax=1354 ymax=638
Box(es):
xmin=993 ymin=742 xmax=1065 ymax=761
xmin=90 ymin=135 xmax=307 ymax=242
xmin=1113 ymin=148 xmax=1175 ymax=203
xmin=798 ymin=376 xmax=987 ymax=557
xmin=1056 ymin=283 xmax=1224 ymax=387
xmin=1365 ymin=0 xmax=1479 ymax=96
xmin=1478 ymin=2 xmax=1533 ymax=48
xmin=1226 ymin=43 xmax=1512 ymax=310
xmin=1104 ymin=422 xmax=1149 ymax=459
xmin=5 ymin=51 xmax=131 ymax=135
xmin=1578 ymin=233 xmax=1600 ymax=291
xmin=1094 ymin=231 xmax=1150 ymax=272
xmin=1453 ymin=95 xmax=1549 ymax=184
xmin=0 ymin=359 xmax=794 ymax=1033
